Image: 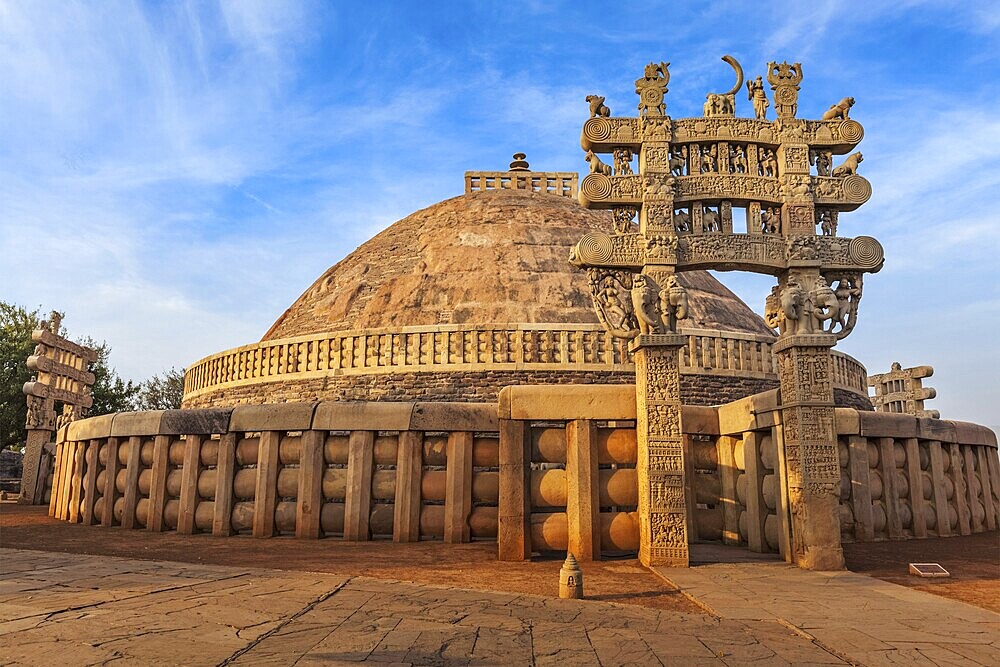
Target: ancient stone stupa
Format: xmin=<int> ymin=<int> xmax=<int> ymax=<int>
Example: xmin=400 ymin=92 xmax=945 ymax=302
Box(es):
xmin=181 ymin=153 xmax=870 ymax=411
xmin=39 ymin=57 xmax=997 ymax=576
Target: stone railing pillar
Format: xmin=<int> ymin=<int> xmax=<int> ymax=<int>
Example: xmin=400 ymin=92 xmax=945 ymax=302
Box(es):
xmin=630 ymin=333 xmax=689 ymax=567
xmin=774 ymin=333 xmax=844 ymax=570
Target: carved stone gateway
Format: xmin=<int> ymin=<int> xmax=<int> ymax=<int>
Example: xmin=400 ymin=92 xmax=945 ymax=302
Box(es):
xmin=869 ymin=362 xmax=939 ymax=418
xmin=19 ymin=313 xmax=97 ymax=505
xmin=570 ymin=56 xmax=883 ymax=569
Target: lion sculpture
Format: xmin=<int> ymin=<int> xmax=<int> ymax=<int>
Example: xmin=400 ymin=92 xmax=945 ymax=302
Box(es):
xmin=831 ymin=152 xmax=863 ymax=177
xmin=586 ymin=95 xmax=610 ymax=118
xmin=585 ymin=150 xmax=613 ymax=176
xmin=821 ymin=97 xmax=855 ymax=121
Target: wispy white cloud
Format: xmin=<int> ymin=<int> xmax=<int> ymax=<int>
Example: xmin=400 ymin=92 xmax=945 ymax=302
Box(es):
xmin=1 ymin=0 xmax=998 ymax=433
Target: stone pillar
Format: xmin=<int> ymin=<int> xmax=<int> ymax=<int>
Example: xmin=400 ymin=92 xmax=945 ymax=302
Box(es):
xmin=20 ymin=429 xmax=51 ymax=504
xmin=630 ymin=333 xmax=689 ymax=567
xmin=746 ymin=202 xmax=762 ymax=235
xmin=773 ymin=332 xmax=845 ymax=570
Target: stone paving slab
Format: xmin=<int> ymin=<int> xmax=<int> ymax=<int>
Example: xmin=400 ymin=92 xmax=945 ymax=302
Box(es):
xmin=0 ymin=548 xmax=844 ymax=666
xmin=654 ymin=561 xmax=1000 ymax=667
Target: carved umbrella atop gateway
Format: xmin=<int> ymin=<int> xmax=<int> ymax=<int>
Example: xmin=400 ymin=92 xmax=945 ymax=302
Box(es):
xmin=570 ymin=56 xmax=883 ymax=570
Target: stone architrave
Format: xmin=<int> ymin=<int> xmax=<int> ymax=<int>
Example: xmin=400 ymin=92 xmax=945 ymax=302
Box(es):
xmin=19 ymin=313 xmax=97 ymax=505
xmin=572 ymin=55 xmax=882 ymax=570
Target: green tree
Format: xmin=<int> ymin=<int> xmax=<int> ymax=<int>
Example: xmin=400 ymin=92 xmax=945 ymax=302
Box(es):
xmin=0 ymin=302 xmax=40 ymax=450
xmin=137 ymin=367 xmax=185 ymax=410
xmin=0 ymin=301 xmax=147 ymax=449
xmin=77 ymin=337 xmax=140 ymax=415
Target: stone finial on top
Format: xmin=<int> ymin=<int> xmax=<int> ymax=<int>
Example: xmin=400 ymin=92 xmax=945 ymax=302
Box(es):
xmin=508 ymin=153 xmax=530 ymax=171
xmin=464 ymin=153 xmax=578 ymax=197
xmin=634 ymin=61 xmax=670 ymax=116
xmin=766 ymin=61 xmax=803 ymax=120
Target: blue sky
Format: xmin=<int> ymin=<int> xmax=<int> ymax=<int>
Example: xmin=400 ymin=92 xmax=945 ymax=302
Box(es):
xmin=1 ymin=1 xmax=998 ymax=431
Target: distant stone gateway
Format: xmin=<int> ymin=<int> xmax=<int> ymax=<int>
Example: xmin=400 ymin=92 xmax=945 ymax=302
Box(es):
xmin=37 ymin=57 xmax=998 ymax=573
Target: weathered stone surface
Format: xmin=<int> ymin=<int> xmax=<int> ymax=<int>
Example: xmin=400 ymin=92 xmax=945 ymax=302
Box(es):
xmin=66 ymin=413 xmax=114 ymax=441
xmin=230 ymin=403 xmax=316 ymax=432
xmin=264 ymin=190 xmax=774 ymax=340
xmin=159 ymin=408 xmax=232 ymax=435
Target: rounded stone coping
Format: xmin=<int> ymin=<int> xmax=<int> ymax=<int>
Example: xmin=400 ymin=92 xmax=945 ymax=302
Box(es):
xmin=182 ymin=323 xmax=870 ymax=403
xmin=63 ymin=401 xmax=500 ymax=442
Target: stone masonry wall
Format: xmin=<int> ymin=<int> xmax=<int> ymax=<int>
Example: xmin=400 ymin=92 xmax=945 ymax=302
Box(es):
xmin=183 ymin=370 xmax=873 ymax=410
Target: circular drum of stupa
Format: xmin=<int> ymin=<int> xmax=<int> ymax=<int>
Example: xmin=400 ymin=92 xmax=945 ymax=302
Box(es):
xmin=181 ymin=187 xmax=871 ymax=409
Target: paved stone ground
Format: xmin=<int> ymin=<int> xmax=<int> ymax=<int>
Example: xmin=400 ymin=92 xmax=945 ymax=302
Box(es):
xmin=655 ymin=562 xmax=1000 ymax=667
xmin=0 ymin=548 xmax=846 ymax=666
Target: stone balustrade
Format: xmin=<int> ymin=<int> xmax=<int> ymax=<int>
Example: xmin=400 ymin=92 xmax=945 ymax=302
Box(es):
xmin=182 ymin=324 xmax=870 ymax=404
xmin=48 ymin=388 xmax=998 ymax=562
xmin=49 ymin=402 xmax=500 ymax=544
xmin=497 ymin=385 xmax=999 ymax=562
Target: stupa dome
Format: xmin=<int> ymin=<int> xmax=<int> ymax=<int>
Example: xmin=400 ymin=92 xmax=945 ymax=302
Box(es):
xmin=182 ymin=175 xmax=869 ymax=410
xmin=264 ymin=189 xmax=773 ymax=339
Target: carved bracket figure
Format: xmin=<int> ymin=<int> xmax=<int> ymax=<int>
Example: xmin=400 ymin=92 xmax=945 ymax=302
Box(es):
xmin=825 ymin=272 xmax=863 ymax=339
xmin=587 ymin=268 xmax=640 ymax=339
xmin=669 ymin=146 xmax=687 ymax=176
xmin=810 ymin=149 xmax=832 ymax=176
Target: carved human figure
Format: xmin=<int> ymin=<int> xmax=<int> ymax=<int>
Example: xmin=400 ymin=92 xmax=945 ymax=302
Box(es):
xmin=659 ymin=275 xmax=689 ymax=333
xmin=669 ymin=146 xmax=687 ymax=176
xmin=612 ymin=207 xmax=637 ymax=234
xmin=700 ymin=144 xmax=717 ymax=173
xmin=730 ymin=144 xmax=748 ymax=173
xmin=613 ymin=148 xmax=634 ymax=175
xmin=831 ymin=275 xmax=862 ymax=338
xmin=764 ymin=285 xmax=783 ymax=332
xmin=819 ymin=210 xmax=837 ymax=236
xmin=785 ymin=177 xmax=811 ymax=198
xmin=674 ymin=209 xmax=691 ymax=233
xmin=25 ymin=394 xmax=51 ymax=430
xmin=585 ymin=150 xmax=613 ymax=175
xmin=630 ymin=274 xmax=663 ymax=335
xmin=759 ymin=148 xmax=778 ymax=177
xmin=703 ymin=94 xmax=718 ymax=117
xmin=821 ymin=97 xmax=855 ymax=121
xmin=811 ymin=150 xmax=832 ymax=176
xmin=746 ymin=75 xmax=769 ymax=120
xmin=787 ymin=236 xmax=818 ymax=260
xmin=831 ymin=152 xmax=863 ymax=177
xmin=702 ymin=206 xmax=721 ymax=232
xmin=760 ymin=207 xmax=779 ymax=234
xmin=586 ymin=95 xmax=611 ymax=118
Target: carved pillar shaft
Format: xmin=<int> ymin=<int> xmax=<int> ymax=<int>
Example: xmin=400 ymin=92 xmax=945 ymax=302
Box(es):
xmin=774 ymin=333 xmax=845 ymax=570
xmin=630 ymin=333 xmax=688 ymax=567
xmin=720 ymin=200 xmax=733 ymax=233
xmin=746 ymin=201 xmax=762 ymax=234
